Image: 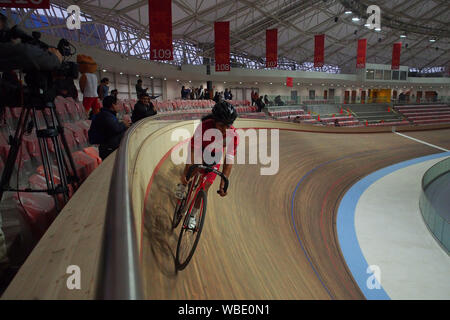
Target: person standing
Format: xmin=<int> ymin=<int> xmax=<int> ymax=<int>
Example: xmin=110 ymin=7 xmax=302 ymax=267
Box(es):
xmin=97 ymin=77 xmax=109 ymax=101
xmin=88 ymin=96 xmax=131 ymax=160
xmin=135 ymin=79 xmax=148 ymax=98
xmin=110 ymin=89 xmax=118 ymax=100
xmin=131 ymin=93 xmax=158 ymax=123
xmin=256 ymin=96 xmax=265 ymax=112
xmin=198 ymin=85 xmax=204 ymax=100
xmin=224 ymin=89 xmax=231 ymax=100
xmin=79 ymin=64 xmax=101 ymax=115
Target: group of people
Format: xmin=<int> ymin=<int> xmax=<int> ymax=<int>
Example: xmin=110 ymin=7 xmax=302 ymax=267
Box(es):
xmin=213 ymin=89 xmax=233 ymax=103
xmin=88 ymin=90 xmax=157 ymax=160
xmin=251 ymin=91 xmax=271 ymax=112
xmin=181 ymin=85 xmax=211 ymax=100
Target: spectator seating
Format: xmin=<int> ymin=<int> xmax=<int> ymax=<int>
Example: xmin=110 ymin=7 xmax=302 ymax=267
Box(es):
xmin=394 ymin=104 xmax=450 ymax=125
xmin=1 ymin=97 xmax=102 ymax=245
xmin=268 ymin=109 xmax=305 ymax=118
xmin=367 ymin=120 xmax=410 ymax=127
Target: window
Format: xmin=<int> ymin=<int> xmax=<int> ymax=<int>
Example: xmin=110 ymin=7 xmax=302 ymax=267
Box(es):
xmin=375 ymin=70 xmax=383 ymax=80
xmin=384 ymin=70 xmax=391 ymax=80
xmin=366 ymin=69 xmax=375 ymax=80
xmin=400 ymin=71 xmax=407 ymax=80
xmin=309 ymin=90 xmax=315 ymax=100
xmin=392 ymin=70 xmax=400 ymax=80
xmin=329 ymin=88 xmax=335 ymax=100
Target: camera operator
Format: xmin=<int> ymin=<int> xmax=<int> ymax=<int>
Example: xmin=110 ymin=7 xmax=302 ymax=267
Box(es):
xmin=0 ymin=13 xmax=62 ymax=72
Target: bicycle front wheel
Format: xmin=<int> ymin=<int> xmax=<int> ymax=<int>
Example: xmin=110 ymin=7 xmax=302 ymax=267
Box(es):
xmin=175 ymin=189 xmax=207 ymax=270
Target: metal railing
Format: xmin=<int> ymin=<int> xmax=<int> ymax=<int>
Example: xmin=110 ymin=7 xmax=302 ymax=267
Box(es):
xmin=97 ymin=123 xmax=144 ymax=300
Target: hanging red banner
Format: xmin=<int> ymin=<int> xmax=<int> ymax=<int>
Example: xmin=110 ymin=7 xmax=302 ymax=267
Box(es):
xmin=314 ymin=34 xmax=325 ymax=68
xmin=391 ymin=43 xmax=402 ymax=70
xmin=286 ymin=77 xmax=293 ymax=87
xmin=215 ymin=21 xmax=230 ymax=72
xmin=0 ymin=0 xmax=49 ymax=8
xmin=266 ymin=29 xmax=278 ymax=68
xmin=356 ymin=39 xmax=367 ymax=69
xmin=149 ymin=0 xmax=173 ymax=61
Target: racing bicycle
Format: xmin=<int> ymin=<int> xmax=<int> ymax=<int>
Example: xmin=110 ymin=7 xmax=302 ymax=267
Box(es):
xmin=172 ymin=164 xmax=229 ymax=270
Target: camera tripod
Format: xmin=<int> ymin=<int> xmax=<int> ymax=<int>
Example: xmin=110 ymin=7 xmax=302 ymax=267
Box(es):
xmin=0 ymin=101 xmax=80 ymax=212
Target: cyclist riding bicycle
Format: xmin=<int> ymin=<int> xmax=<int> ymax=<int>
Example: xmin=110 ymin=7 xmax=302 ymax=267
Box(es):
xmin=175 ymin=100 xmax=239 ymax=229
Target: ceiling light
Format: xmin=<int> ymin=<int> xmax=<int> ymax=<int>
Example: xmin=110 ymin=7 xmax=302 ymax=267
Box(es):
xmin=297 ymin=83 xmax=300 ymax=85
xmin=119 ymin=72 xmax=123 ymax=75
xmin=400 ymin=34 xmax=406 ymax=38
xmin=429 ymin=39 xmax=436 ymax=42
xmin=270 ymin=82 xmax=272 ymax=85
xmin=136 ymin=75 xmax=139 ymax=77
xmin=255 ymin=82 xmax=258 ymax=84
xmin=102 ymin=69 xmax=107 ymax=72
xmin=345 ymin=10 xmax=352 ymax=14
xmin=189 ymin=80 xmax=192 ymax=83
xmin=375 ymin=27 xmax=381 ymax=32
xmin=364 ymin=23 xmax=370 ymax=27
xmin=150 ymin=76 xmax=154 ymax=79
xmin=352 ymin=17 xmax=360 ymax=22
xmin=239 ymin=82 xmax=242 ymax=84
xmin=176 ymin=79 xmax=179 ymax=82
xmin=163 ymin=78 xmax=167 ymax=81
xmin=224 ymin=81 xmax=226 ymax=84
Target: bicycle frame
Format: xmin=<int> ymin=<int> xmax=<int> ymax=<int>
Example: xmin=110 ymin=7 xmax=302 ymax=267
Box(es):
xmin=181 ymin=164 xmax=229 ymax=228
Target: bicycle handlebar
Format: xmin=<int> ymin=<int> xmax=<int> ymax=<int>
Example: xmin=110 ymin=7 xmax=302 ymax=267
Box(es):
xmin=186 ymin=164 xmax=229 ymax=194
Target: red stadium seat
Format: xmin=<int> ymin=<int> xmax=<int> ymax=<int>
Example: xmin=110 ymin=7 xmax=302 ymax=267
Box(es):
xmin=14 ymin=192 xmax=57 ymax=240
xmin=64 ymin=123 xmax=88 ymax=148
xmin=83 ymin=147 xmax=102 ymax=167
xmin=71 ymin=150 xmax=97 ymax=181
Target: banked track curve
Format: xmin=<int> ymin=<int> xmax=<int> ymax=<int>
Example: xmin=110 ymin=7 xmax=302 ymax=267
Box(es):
xmin=142 ymin=128 xmax=450 ymax=299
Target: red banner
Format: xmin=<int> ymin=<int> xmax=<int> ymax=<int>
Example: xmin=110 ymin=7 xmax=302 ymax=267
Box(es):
xmin=266 ymin=29 xmax=278 ymax=68
xmin=286 ymin=77 xmax=293 ymax=87
xmin=0 ymin=0 xmax=49 ymax=8
xmin=314 ymin=34 xmax=325 ymax=68
xmin=215 ymin=21 xmax=230 ymax=72
xmin=356 ymin=39 xmax=367 ymax=69
xmin=391 ymin=43 xmax=402 ymax=70
xmin=149 ymin=0 xmax=173 ymax=61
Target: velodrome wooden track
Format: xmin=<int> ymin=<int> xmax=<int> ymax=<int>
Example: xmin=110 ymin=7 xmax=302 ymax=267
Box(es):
xmin=142 ymin=128 xmax=450 ymax=300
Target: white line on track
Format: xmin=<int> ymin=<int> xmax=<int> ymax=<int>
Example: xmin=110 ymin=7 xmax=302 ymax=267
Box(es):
xmin=392 ymin=130 xmax=449 ymax=152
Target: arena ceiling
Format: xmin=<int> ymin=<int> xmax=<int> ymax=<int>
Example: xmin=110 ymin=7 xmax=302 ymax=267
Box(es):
xmin=4 ymin=0 xmax=450 ymax=73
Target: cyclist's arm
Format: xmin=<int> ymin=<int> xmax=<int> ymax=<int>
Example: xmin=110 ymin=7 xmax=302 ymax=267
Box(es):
xmin=219 ymin=163 xmax=232 ymax=195
xmin=221 ymin=164 xmax=232 ymax=185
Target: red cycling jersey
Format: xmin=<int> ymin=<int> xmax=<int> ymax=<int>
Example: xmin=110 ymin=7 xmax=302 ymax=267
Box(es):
xmin=189 ymin=118 xmax=239 ymax=184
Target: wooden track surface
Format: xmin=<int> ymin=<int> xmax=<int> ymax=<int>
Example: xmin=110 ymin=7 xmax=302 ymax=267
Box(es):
xmin=143 ymin=129 xmax=450 ymax=299
xmin=399 ymin=129 xmax=450 ymax=150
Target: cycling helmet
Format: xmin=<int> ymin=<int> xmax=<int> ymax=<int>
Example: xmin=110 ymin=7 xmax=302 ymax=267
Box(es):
xmin=212 ymin=100 xmax=238 ymax=125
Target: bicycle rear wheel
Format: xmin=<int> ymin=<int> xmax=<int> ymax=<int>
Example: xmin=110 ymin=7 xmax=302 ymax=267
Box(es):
xmin=175 ymin=189 xmax=207 ymax=270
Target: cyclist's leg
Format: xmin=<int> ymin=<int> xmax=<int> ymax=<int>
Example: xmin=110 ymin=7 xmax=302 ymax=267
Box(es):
xmin=193 ymin=165 xmax=219 ymax=208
